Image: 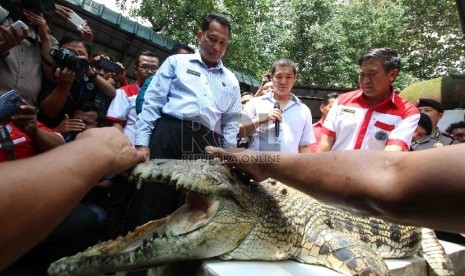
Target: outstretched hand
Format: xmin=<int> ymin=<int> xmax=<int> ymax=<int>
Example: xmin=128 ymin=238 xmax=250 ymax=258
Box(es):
xmin=54 ymin=114 xmax=86 ymax=135
xmin=205 ymin=146 xmax=269 ymax=182
xmin=76 ymin=127 xmax=146 ymax=174
xmin=10 ymin=100 xmax=38 ymax=136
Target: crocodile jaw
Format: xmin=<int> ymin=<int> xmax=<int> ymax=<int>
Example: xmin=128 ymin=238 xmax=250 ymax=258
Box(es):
xmin=48 ymin=191 xmax=255 ymax=275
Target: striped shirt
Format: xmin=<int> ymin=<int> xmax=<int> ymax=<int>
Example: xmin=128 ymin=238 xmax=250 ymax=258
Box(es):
xmin=135 ymin=52 xmax=241 ymax=148
xmin=0 ymin=17 xmax=58 ymax=105
xmin=322 ymin=89 xmax=419 ymax=151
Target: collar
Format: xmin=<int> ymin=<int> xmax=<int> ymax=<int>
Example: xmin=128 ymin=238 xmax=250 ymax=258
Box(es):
xmin=416 ymin=128 xmax=443 ymax=144
xmin=354 ymin=86 xmax=399 ymax=109
xmin=189 ymin=52 xmax=224 ymax=70
xmin=263 ymin=91 xmax=302 ymax=105
xmin=313 ymin=119 xmax=324 ymax=127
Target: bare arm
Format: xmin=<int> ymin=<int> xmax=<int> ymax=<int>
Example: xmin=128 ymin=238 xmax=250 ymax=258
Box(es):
xmin=86 ymin=67 xmax=116 ymax=98
xmin=206 ymin=145 xmax=465 ymax=233
xmin=112 ymin=122 xmax=124 ymax=132
xmin=298 ymin=144 xmax=311 ymax=153
xmin=40 ymin=68 xmax=74 ymax=117
xmin=238 ymin=118 xmax=260 ymax=138
xmin=11 ymin=102 xmax=64 ymax=152
xmin=23 ymin=11 xmax=53 ymax=65
xmin=316 ymin=134 xmax=334 ymax=152
xmin=238 ymin=108 xmax=282 ymax=138
xmin=0 ymin=127 xmax=145 ymax=270
xmin=384 ymin=144 xmax=404 ymax=151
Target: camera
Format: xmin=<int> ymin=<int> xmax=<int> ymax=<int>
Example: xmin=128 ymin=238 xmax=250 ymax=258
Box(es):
xmin=0 ymin=0 xmax=55 ymax=16
xmin=0 ymin=90 xmax=22 ymax=121
xmin=50 ymin=48 xmax=89 ymax=73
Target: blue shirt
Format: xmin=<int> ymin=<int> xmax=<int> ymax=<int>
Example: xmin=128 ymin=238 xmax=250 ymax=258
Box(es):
xmin=135 ymin=52 xmax=241 ymax=148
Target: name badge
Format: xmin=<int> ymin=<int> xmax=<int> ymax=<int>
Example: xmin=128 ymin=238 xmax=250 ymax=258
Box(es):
xmin=341 ymin=108 xmax=355 ymax=114
xmin=187 ymin=69 xmax=201 ymax=77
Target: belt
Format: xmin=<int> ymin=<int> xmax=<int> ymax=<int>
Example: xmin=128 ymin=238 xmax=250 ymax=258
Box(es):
xmin=161 ymin=113 xmax=221 ymax=138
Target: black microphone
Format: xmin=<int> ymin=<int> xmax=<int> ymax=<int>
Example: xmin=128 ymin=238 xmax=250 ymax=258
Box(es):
xmin=274 ymin=101 xmax=280 ymax=137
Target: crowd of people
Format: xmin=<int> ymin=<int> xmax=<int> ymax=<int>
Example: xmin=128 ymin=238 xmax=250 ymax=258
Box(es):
xmin=1 ymin=2 xmax=465 ymax=274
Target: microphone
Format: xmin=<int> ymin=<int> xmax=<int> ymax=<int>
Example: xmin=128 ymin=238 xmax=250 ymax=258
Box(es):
xmin=274 ymin=102 xmax=280 ymax=137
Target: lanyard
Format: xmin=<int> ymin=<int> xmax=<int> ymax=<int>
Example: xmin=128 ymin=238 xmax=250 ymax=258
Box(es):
xmin=0 ymin=125 xmax=15 ymax=160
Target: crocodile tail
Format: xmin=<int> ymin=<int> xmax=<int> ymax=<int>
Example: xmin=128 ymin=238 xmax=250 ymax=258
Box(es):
xmin=419 ymin=228 xmax=455 ymax=276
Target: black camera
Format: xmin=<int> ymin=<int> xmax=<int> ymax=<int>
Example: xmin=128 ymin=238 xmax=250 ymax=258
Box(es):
xmin=50 ymin=48 xmax=89 ymax=73
xmin=98 ymin=58 xmax=121 ymax=74
xmin=0 ymin=0 xmax=55 ymax=16
xmin=0 ymin=90 xmax=22 ymax=121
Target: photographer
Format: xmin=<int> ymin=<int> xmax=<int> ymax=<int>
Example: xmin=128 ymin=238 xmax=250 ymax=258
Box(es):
xmin=0 ymin=94 xmax=64 ymax=161
xmin=0 ymin=1 xmax=58 ymax=104
xmin=39 ymin=34 xmax=116 ymax=128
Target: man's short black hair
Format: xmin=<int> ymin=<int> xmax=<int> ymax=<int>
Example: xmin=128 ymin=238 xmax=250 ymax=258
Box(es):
xmin=201 ymin=13 xmax=231 ymax=36
xmin=59 ymin=34 xmax=92 ymax=56
xmin=241 ymin=91 xmax=254 ymax=97
xmin=135 ymin=50 xmax=158 ymax=66
xmin=321 ymin=92 xmax=339 ymax=105
xmin=445 ymin=121 xmax=465 ymax=134
xmin=418 ymin=113 xmax=433 ymax=135
xmin=358 ymin=47 xmax=401 ymax=72
xmin=170 ymin=43 xmax=195 ymax=55
xmin=271 ymin=58 xmax=297 ymax=76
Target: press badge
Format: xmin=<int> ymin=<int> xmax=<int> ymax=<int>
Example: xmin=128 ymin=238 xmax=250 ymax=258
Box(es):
xmin=187 ymin=69 xmax=201 ymax=77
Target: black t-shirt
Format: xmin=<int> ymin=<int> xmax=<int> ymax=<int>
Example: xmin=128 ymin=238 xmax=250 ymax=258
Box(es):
xmin=38 ymin=76 xmax=111 ymax=128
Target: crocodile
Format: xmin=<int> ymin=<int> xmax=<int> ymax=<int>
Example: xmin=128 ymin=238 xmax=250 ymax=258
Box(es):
xmin=48 ymin=159 xmax=455 ymax=275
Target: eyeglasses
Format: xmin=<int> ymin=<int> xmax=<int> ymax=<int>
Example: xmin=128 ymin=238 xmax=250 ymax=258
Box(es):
xmin=138 ymin=64 xmax=159 ymax=72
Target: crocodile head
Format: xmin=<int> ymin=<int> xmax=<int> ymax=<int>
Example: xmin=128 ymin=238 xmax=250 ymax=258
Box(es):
xmin=48 ymin=159 xmax=258 ymax=275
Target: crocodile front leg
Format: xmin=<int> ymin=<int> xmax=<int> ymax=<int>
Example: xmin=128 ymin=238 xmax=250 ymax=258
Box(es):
xmin=296 ymin=222 xmax=389 ymax=276
xmin=419 ymin=228 xmax=455 ymax=276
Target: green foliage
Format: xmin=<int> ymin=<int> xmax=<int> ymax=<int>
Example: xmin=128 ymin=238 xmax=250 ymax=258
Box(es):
xmin=117 ymin=0 xmax=465 ymax=91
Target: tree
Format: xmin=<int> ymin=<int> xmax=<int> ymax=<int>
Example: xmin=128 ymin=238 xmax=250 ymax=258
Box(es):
xmin=399 ymin=0 xmax=465 ymax=80
xmin=116 ymin=0 xmax=465 ymax=91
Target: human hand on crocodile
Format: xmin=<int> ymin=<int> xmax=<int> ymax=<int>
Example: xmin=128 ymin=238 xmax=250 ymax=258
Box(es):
xmin=76 ymin=127 xmax=145 ymax=174
xmin=205 ymin=146 xmax=270 ymax=182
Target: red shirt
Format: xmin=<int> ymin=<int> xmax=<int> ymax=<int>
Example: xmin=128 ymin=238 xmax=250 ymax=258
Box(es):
xmin=310 ymin=119 xmax=324 ymax=153
xmin=0 ymin=122 xmax=59 ymax=161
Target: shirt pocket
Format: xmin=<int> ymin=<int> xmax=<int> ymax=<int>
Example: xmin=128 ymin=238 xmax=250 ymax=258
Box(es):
xmin=366 ymin=120 xmax=395 ymax=148
xmin=374 ymin=120 xmax=395 ymax=131
xmin=214 ymin=89 xmax=233 ymax=113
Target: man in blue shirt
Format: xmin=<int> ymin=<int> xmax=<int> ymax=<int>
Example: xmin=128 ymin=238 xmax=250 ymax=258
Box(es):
xmin=135 ymin=14 xmax=241 ymax=160
xmin=130 ymin=14 xmax=241 ymax=228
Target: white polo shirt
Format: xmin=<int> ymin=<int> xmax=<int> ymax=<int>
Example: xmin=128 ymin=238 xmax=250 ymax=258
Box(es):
xmin=322 ymin=89 xmax=419 ymax=151
xmin=106 ymin=83 xmax=140 ymax=144
xmin=243 ymin=92 xmax=315 ymax=153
